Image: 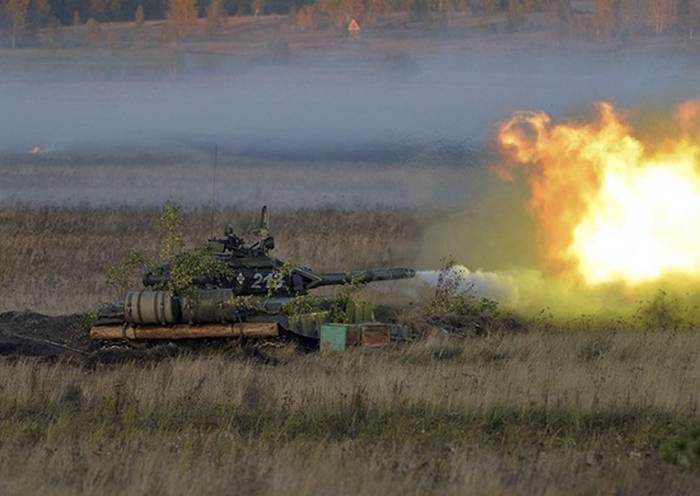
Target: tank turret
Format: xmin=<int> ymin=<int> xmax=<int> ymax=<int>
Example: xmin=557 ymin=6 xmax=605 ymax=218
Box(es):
xmin=142 ymin=206 xmax=415 ymax=297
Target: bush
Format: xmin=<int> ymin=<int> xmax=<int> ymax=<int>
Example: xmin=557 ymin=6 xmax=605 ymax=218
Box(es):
xmin=661 ymin=421 xmax=700 ymax=469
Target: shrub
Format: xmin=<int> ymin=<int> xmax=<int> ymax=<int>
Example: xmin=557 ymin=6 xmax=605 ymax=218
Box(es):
xmin=661 ymin=421 xmax=700 ymax=470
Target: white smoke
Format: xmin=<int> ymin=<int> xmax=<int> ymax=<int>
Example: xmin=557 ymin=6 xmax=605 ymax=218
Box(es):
xmin=416 ymin=265 xmax=519 ymax=305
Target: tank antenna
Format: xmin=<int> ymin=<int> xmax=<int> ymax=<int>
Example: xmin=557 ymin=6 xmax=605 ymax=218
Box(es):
xmin=209 ymin=143 xmax=218 ymax=238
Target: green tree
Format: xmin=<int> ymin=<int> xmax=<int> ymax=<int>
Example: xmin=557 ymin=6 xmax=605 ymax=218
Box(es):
xmin=5 ymin=0 xmax=31 ymax=49
xmin=166 ymin=0 xmax=198 ymax=43
xmin=158 ymin=199 xmax=185 ymax=262
xmin=135 ymin=5 xmax=144 ymax=26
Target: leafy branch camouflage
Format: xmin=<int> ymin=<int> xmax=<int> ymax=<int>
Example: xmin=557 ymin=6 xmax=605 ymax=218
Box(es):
xmin=106 ymin=250 xmax=154 ymax=296
xmin=226 ymin=295 xmax=264 ymax=312
xmin=328 ymin=274 xmax=366 ymax=322
xmin=108 ymin=199 xmax=231 ymax=296
xmin=282 ymin=294 xmax=321 ymax=316
xmin=158 ymin=199 xmax=185 ymax=262
xmin=266 ymin=261 xmax=297 ymax=297
xmin=163 ymin=246 xmax=232 ymax=296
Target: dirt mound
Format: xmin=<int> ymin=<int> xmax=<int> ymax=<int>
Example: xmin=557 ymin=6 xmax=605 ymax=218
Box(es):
xmin=0 ymin=312 xmax=286 ymax=365
xmin=0 ymin=308 xmax=522 ymax=365
xmin=0 ymin=311 xmax=91 ymax=359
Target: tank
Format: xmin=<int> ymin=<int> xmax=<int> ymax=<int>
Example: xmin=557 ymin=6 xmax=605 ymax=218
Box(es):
xmin=141 ymin=206 xmax=414 ymax=297
xmin=92 ymin=207 xmax=415 ymax=341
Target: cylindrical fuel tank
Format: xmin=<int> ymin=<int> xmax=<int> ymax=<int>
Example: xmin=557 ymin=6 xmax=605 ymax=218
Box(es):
xmin=181 ymin=289 xmax=236 ymax=324
xmin=124 ymin=291 xmax=180 ymax=325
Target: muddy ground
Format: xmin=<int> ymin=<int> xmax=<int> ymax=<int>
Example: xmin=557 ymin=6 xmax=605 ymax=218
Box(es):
xmin=0 ymin=312 xmax=248 ymax=365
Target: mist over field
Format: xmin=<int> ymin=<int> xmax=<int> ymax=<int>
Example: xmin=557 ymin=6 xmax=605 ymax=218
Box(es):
xmin=2 ymin=48 xmax=698 ymax=208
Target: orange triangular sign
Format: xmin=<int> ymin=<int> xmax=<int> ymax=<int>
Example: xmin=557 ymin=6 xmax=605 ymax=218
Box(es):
xmin=348 ymin=19 xmax=360 ymax=32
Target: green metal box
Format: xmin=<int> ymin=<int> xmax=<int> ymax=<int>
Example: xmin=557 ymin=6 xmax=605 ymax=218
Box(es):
xmin=320 ymin=323 xmax=363 ymax=351
xmin=320 ymin=324 xmax=348 ymax=351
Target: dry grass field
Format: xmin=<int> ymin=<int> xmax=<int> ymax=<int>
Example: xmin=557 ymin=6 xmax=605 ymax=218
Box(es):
xmin=2 ymin=206 xmax=700 ymax=495
xmin=0 ymin=206 xmax=427 ymax=314
xmin=4 ymin=7 xmax=700 ymax=494
xmin=1 ymin=333 xmax=700 ymax=494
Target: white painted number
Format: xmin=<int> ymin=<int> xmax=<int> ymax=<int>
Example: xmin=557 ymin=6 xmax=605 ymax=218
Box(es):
xmin=251 ymin=272 xmax=274 ymax=289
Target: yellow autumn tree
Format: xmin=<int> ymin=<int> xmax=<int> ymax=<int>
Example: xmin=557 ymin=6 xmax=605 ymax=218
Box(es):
xmin=206 ymin=0 xmax=226 ymax=35
xmin=167 ymin=0 xmax=198 ymax=43
xmin=135 ymin=5 xmax=145 ymax=27
xmin=86 ymin=17 xmax=102 ymax=47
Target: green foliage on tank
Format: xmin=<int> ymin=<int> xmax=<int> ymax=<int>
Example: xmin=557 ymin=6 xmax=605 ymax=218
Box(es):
xmin=162 ymin=247 xmax=232 ymax=296
xmin=103 ymin=202 xmax=415 ymax=339
xmin=140 ymin=204 xmax=415 ymax=299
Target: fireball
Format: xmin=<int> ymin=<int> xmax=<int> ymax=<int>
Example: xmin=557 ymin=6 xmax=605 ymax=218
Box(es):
xmin=497 ymin=101 xmax=700 ymax=286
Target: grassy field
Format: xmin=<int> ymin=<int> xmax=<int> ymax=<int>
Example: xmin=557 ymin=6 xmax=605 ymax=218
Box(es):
xmin=0 ymin=206 xmax=427 ymax=314
xmin=1 ymin=331 xmax=700 ymax=494
xmin=3 ymin=7 xmax=700 ymax=494
xmin=1 ymin=207 xmax=700 ymax=494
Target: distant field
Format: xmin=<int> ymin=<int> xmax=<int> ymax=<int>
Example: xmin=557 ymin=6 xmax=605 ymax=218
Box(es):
xmin=0 ymin=156 xmax=480 ymax=209
xmin=0 ymin=12 xmax=551 ymax=63
xmin=2 ymin=208 xmax=700 ymax=495
xmin=2 ymin=10 xmax=700 ymax=83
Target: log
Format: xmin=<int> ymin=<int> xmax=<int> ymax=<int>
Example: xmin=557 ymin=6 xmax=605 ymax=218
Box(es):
xmin=90 ymin=322 xmax=279 ymax=341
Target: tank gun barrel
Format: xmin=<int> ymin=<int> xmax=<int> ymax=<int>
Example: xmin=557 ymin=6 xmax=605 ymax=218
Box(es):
xmin=314 ymin=268 xmax=415 ymax=288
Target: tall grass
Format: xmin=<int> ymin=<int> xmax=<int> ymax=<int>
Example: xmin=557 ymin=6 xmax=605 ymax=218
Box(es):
xmin=0 ymin=206 xmax=424 ymax=313
xmin=0 ymin=331 xmax=699 ymax=494
xmin=3 ymin=207 xmax=700 ymax=494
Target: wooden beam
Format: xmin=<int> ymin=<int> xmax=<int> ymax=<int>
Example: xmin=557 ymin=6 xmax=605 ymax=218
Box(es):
xmin=90 ymin=322 xmax=278 ymax=341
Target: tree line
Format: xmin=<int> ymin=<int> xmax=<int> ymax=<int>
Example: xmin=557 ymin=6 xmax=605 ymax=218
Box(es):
xmin=283 ymin=0 xmax=700 ymax=40
xmin=0 ymin=0 xmax=295 ymax=26
xmin=1 ymin=0 xmax=700 ymax=48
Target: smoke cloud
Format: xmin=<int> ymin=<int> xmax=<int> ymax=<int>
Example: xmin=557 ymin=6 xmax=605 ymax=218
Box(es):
xmin=417 ymin=265 xmax=519 ymax=305
xmin=1 ymin=49 xmax=698 ymax=207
